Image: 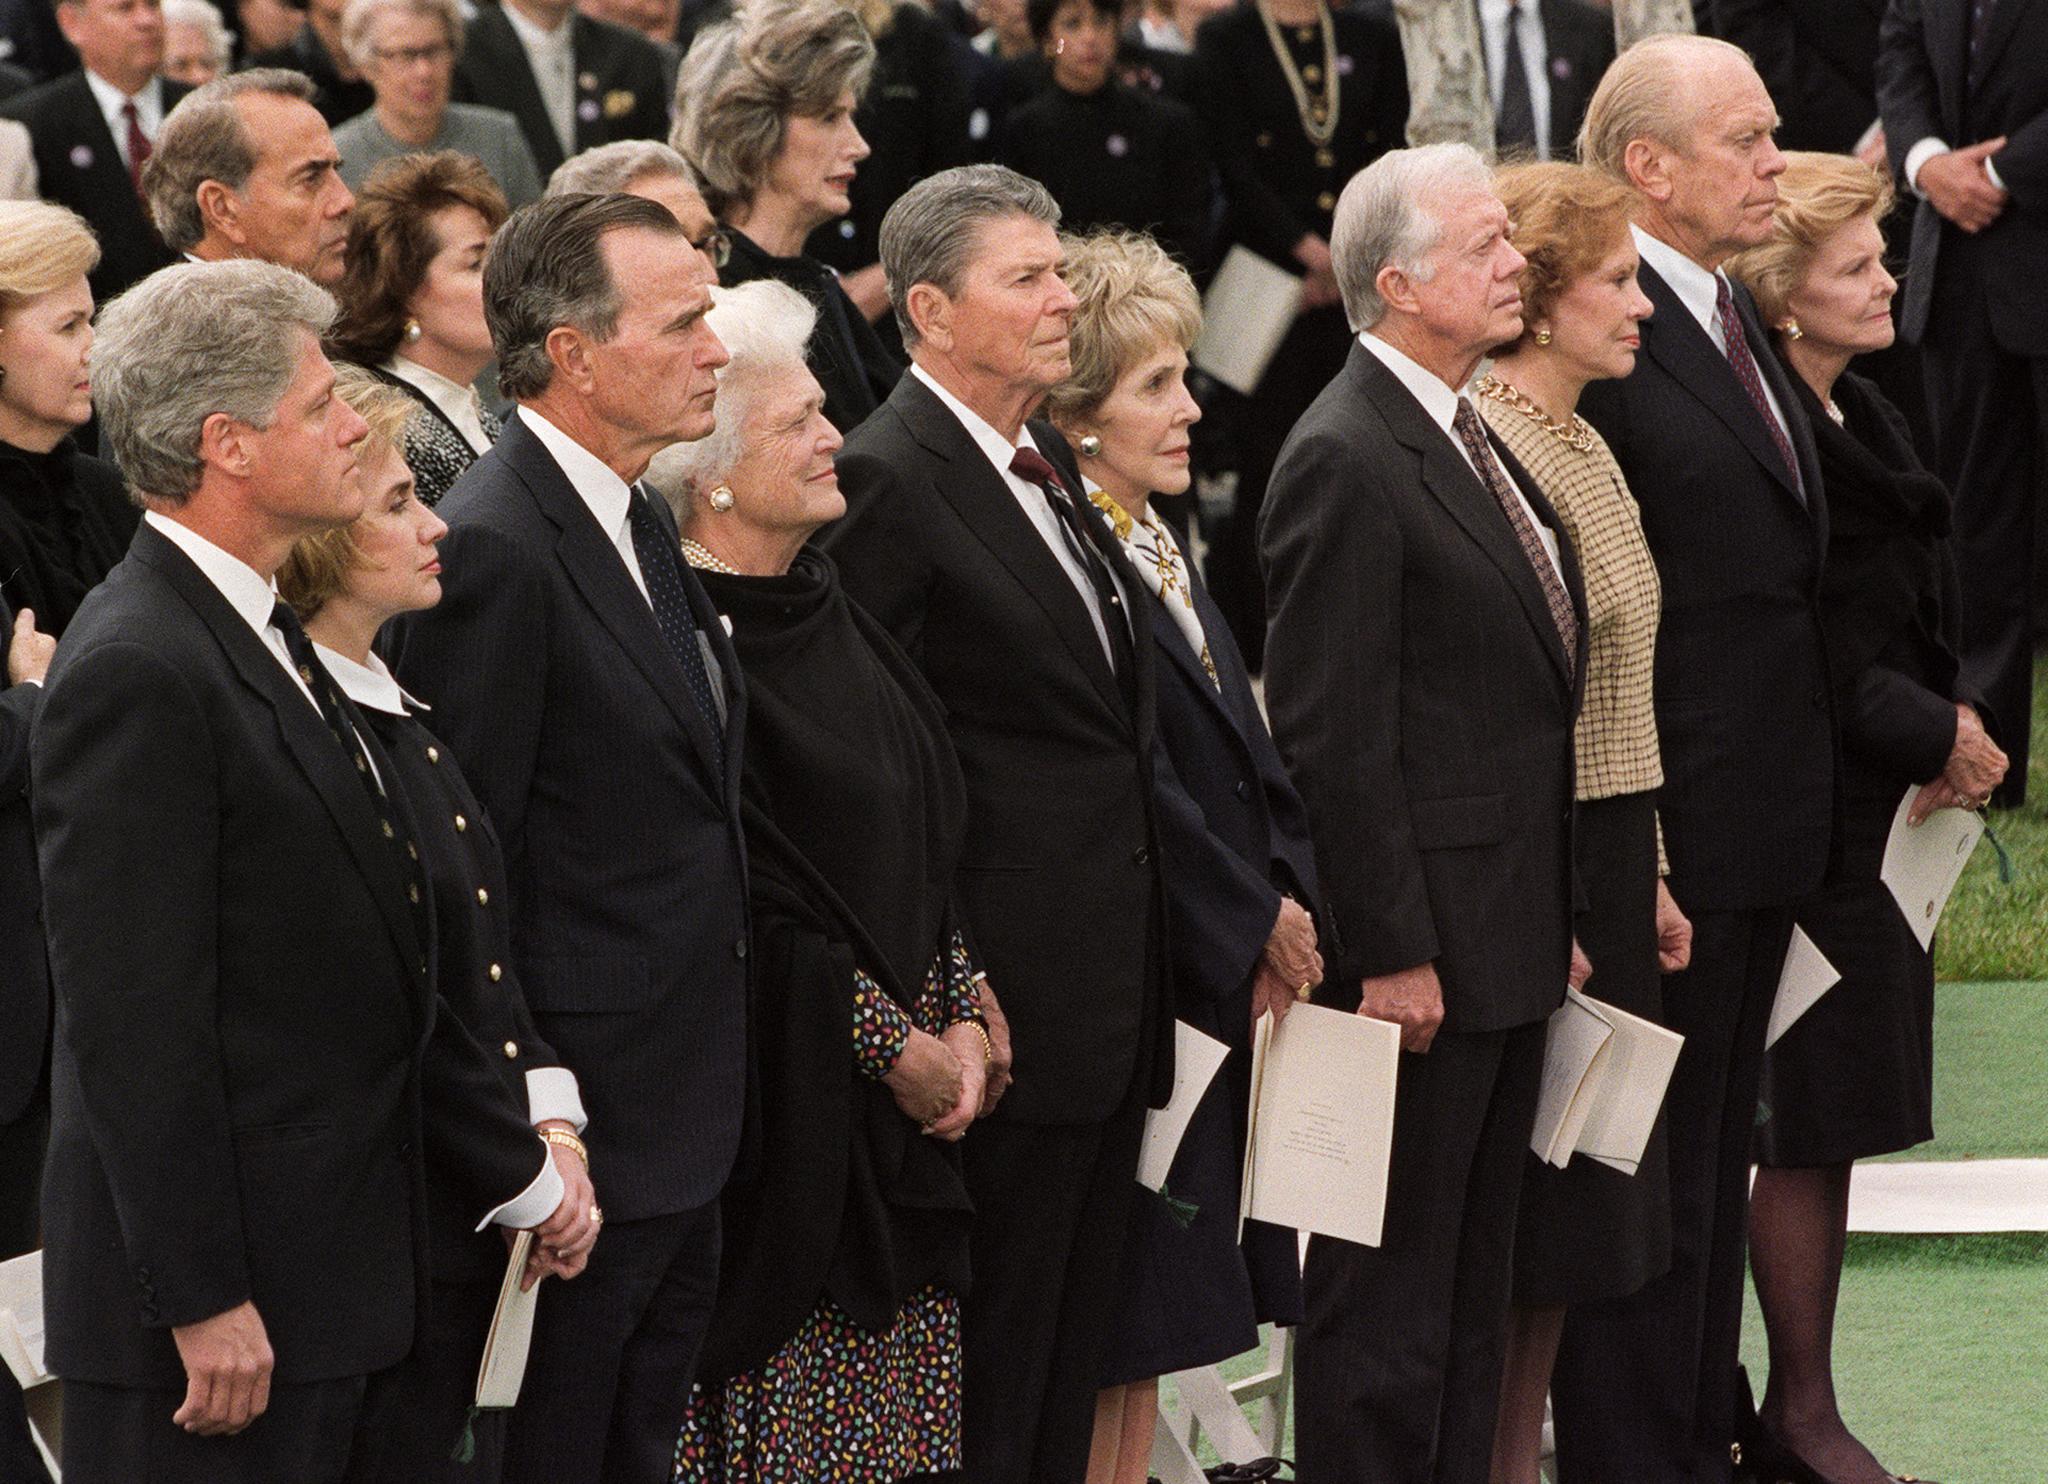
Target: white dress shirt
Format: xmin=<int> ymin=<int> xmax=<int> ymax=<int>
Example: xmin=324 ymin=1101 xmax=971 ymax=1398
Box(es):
xmin=503 ymin=0 xmax=577 ymax=161
xmin=315 ymin=642 xmax=591 ymax=1145
xmin=909 ymin=363 xmax=1120 ymax=664
xmin=384 ymin=355 xmax=495 ymax=456
xmin=82 ymin=68 xmax=164 ymax=173
xmin=1478 ymin=0 xmax=1550 ymax=159
xmin=1631 ymin=225 xmax=1793 ymax=451
xmin=1903 ymin=135 xmax=2007 ymax=196
xmin=1356 ymin=332 xmax=1563 ymax=578
xmin=519 ymin=406 xmax=650 ymax=603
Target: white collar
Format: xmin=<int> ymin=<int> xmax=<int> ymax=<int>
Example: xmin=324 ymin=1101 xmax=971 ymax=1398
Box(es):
xmin=1358 ymin=331 xmax=1466 ymax=436
xmin=503 ymin=2 xmax=571 ymax=48
xmin=518 ymin=404 xmax=636 ymax=540
xmin=313 ymin=641 xmax=423 ymax=717
xmin=909 ymin=361 xmax=1043 ymax=475
xmin=1476 ymin=0 xmax=1533 ymax=27
xmin=1632 ymin=224 xmax=1726 ymax=340
xmin=385 ymin=354 xmax=473 ymax=408
xmin=83 ymin=68 xmax=159 ymax=121
xmin=143 ymin=509 xmax=281 ymax=635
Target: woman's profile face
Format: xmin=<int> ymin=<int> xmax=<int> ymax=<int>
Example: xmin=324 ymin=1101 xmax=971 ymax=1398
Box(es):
xmin=762 ymin=88 xmax=870 ymax=233
xmin=403 ymin=203 xmax=495 ymax=366
xmin=716 ymin=363 xmax=846 ymax=538
xmin=342 ymin=435 xmax=449 ymax=622
xmin=0 ymin=275 xmax=96 ymax=446
xmin=1534 ymin=234 xmax=1653 ymax=386
xmin=1071 ymin=335 xmax=1201 ymax=505
xmin=1783 ymin=211 xmax=1896 ymax=361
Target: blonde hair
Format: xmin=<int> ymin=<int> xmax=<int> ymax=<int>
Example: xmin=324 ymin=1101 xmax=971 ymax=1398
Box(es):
xmin=1044 ymin=229 xmax=1200 ymax=430
xmin=1578 ymin=33 xmax=1757 ymax=180
xmin=1724 ymin=151 xmax=1896 ymax=327
xmin=1492 ymin=161 xmax=1637 ymax=353
xmin=0 ymin=200 xmax=101 ymax=318
xmin=277 ymin=364 xmax=422 ymax=619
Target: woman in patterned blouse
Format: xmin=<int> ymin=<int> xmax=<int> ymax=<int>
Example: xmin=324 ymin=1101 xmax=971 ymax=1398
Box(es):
xmin=1474 ymin=161 xmax=1695 ymax=1484
xmin=647 ymin=278 xmax=996 ymax=1483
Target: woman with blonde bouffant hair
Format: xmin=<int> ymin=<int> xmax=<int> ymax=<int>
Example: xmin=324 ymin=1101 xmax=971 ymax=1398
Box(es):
xmin=1724 ymin=152 xmax=1998 ymax=1484
xmin=1472 ymin=161 xmax=1695 ymax=1484
xmin=1046 ymin=229 xmax=1321 ymax=1484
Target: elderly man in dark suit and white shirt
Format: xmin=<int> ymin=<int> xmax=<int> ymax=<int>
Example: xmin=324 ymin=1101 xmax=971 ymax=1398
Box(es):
xmin=1260 ymin=141 xmax=1585 ymax=1484
xmin=1477 ymin=0 xmax=1614 ymax=160
xmin=387 ymin=191 xmax=748 ymax=1484
xmin=1554 ymin=36 xmax=1834 ymax=1484
xmin=33 ymin=259 xmax=586 ymax=1483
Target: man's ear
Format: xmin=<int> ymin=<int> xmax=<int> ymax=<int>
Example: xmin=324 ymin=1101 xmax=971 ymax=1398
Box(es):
xmin=195 ymin=179 xmax=248 ymax=248
xmin=1376 ymin=261 xmax=1422 ymax=319
xmin=544 ymin=323 xmax=598 ymax=395
xmin=198 ymin=409 xmax=254 ymax=481
xmin=906 ymin=281 xmax=951 ymax=353
xmin=1623 ymin=137 xmax=1675 ymax=205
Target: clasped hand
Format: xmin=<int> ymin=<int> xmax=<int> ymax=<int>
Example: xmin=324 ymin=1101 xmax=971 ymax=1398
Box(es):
xmin=1251 ymin=896 xmax=1322 ymax=1028
xmin=1920 ymin=139 xmax=2008 ymax=234
xmin=1909 ymin=702 xmax=2008 ymax=822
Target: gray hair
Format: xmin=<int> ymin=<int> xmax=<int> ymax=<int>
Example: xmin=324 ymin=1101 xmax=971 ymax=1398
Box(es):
xmin=671 ymin=0 xmax=875 ymax=218
xmin=1332 ymin=142 xmax=1495 ymax=332
xmin=94 ymin=260 xmax=337 ymax=506
xmin=644 ymin=278 xmax=817 ymax=520
xmin=163 ymin=0 xmax=234 ymax=71
xmin=340 ymin=0 xmax=464 ymax=73
xmin=1579 ymin=33 xmax=1760 ymax=181
xmin=144 ymin=68 xmax=317 ymax=253
xmin=484 ymin=191 xmax=690 ymax=400
xmin=547 ymin=140 xmax=699 ymax=197
xmin=878 ymin=163 xmax=1059 ymax=347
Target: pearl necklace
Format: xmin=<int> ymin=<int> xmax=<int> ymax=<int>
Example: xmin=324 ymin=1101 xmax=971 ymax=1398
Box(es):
xmin=1473 ymin=373 xmax=1595 ymax=455
xmin=680 ymin=537 xmax=740 ymax=575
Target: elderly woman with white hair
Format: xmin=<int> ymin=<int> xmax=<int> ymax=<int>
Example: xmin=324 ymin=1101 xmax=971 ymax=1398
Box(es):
xmin=331 ymin=0 xmax=543 ymax=205
xmin=161 ymin=0 xmax=234 ymax=86
xmin=545 ymin=140 xmax=730 ymax=280
xmin=652 ymin=278 xmax=991 ymax=1482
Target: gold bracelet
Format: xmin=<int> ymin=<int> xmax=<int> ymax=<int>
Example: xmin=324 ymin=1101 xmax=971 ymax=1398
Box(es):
xmin=960 ymin=1020 xmax=993 ymax=1068
xmin=540 ymin=1127 xmax=588 ymax=1168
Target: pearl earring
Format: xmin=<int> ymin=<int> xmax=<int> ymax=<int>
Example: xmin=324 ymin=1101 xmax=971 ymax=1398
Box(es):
xmin=709 ymin=486 xmax=735 ymax=512
xmin=1078 ymin=433 xmax=1102 ymax=458
xmin=403 ymin=319 xmax=423 ymax=344
xmin=1533 ymin=328 xmax=1552 ymax=346
xmin=1781 ymin=318 xmax=1804 ymax=341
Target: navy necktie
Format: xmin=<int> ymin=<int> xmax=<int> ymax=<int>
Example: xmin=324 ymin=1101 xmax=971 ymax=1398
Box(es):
xmin=624 ymin=487 xmax=726 ymax=772
xmin=1496 ymin=0 xmax=1539 ymax=155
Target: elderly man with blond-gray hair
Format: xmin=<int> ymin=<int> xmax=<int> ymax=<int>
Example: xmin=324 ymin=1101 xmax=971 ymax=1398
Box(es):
xmin=32 ymin=259 xmax=576 ymax=1480
xmin=1258 ymin=140 xmax=1585 ymax=1484
xmin=1550 ymin=33 xmax=1834 ymax=1484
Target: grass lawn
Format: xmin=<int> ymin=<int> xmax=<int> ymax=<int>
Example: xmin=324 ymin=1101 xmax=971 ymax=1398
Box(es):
xmin=1873 ymin=980 xmax=2048 ymax=1162
xmin=1934 ymin=653 xmax=2048 ymax=982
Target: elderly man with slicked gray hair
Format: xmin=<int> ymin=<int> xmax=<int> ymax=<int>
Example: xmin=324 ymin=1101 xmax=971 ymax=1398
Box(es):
xmin=1258 ymin=141 xmax=1586 ymax=1484
xmin=817 ymin=161 xmax=1172 ymax=1484
xmin=32 ymin=259 xmax=571 ymax=1481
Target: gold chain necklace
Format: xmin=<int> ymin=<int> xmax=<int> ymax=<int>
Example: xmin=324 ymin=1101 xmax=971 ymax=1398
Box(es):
xmin=1255 ymin=0 xmax=1339 ymax=149
xmin=1474 ymin=372 xmax=1595 ymax=454
xmin=680 ymin=537 xmax=740 ymax=575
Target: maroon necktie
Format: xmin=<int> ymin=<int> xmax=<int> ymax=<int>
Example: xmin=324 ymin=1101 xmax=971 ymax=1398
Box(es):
xmin=122 ymin=99 xmax=150 ymax=202
xmin=1008 ymin=445 xmax=1135 ymax=683
xmin=1714 ymin=274 xmax=1802 ymax=493
xmin=1451 ymin=398 xmax=1578 ymax=683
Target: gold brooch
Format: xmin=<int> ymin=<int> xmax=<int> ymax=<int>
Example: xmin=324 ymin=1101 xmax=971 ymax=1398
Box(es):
xmin=603 ymin=89 xmax=636 ymax=119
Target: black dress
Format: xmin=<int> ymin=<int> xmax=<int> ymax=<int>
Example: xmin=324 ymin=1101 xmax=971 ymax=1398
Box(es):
xmin=1757 ymin=367 xmax=1970 ymax=1168
xmin=720 ymin=228 xmax=903 ymax=436
xmin=997 ymin=78 xmax=1215 ymax=272
xmin=1190 ymin=1 xmax=1408 ymax=670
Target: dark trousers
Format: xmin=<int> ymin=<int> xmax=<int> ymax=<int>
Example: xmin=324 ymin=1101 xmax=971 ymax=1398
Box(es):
xmin=352 ymin=1275 xmax=506 ymax=1483
xmin=1551 ymin=906 xmax=1794 ymax=1484
xmin=959 ymin=1092 xmax=1148 ymax=1484
xmin=61 ymin=1365 xmax=407 ymax=1483
xmin=1294 ymin=1019 xmax=1547 ymax=1484
xmin=1921 ymin=256 xmax=2048 ymax=804
xmin=1 ymin=1094 xmax=50 ymax=1484
xmin=503 ymin=1199 xmax=720 ymax=1484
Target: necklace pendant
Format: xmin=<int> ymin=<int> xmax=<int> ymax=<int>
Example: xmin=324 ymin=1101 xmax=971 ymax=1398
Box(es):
xmin=1316 ymin=146 xmax=1335 ymax=167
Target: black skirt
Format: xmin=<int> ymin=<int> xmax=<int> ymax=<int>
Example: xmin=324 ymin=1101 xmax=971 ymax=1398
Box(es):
xmin=1513 ymin=789 xmax=1673 ymax=1307
xmin=1756 ymin=784 xmax=1936 ymax=1168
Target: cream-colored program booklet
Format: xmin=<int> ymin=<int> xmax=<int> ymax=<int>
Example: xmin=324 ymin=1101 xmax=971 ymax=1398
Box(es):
xmin=476 ymin=1230 xmax=541 ymax=1410
xmin=0 ymin=1249 xmax=61 ymax=1474
xmin=1880 ymin=790 xmax=1985 ymax=950
xmin=1532 ymin=987 xmax=1685 ymax=1176
xmin=1192 ymin=247 xmax=1305 ymax=396
xmin=1531 ymin=990 xmax=1615 ymax=1168
xmin=1237 ymin=1004 xmax=1401 ymax=1248
xmin=1137 ymin=1020 xmax=1233 ymax=1192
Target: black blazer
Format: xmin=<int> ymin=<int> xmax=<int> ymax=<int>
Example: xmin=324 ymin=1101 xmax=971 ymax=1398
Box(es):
xmin=386 ymin=411 xmax=751 ymax=1221
xmin=455 ymin=5 xmax=671 ymax=177
xmin=1878 ymin=0 xmax=2048 ymax=348
xmin=1578 ymin=261 xmax=1835 ymax=911
xmin=817 ymin=371 xmax=1172 ymax=1124
xmin=33 ymin=521 xmax=543 ymax=1387
xmin=1713 ymin=0 xmax=1884 ymax=153
xmin=249 ymin=28 xmax=374 ymax=125
xmin=1260 ymin=342 xmax=1584 ymax=1033
xmin=0 ymin=638 xmax=39 ymax=1128
xmin=1535 ymin=0 xmax=1615 ymax=158
xmin=0 ymin=72 xmax=189 ymax=304
xmin=720 ymin=228 xmax=902 ymax=435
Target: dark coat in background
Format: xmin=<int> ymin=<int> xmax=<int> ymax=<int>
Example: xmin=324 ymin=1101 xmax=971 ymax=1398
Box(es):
xmin=455 ymin=5 xmax=671 ymax=177
xmin=1534 ymin=0 xmax=1615 ymax=158
xmin=250 ymin=27 xmax=373 ymax=125
xmin=720 ymin=228 xmax=901 ymax=435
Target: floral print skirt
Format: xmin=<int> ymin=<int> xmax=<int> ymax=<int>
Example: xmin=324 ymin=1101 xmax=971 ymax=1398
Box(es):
xmin=674 ymin=1284 xmax=962 ymax=1482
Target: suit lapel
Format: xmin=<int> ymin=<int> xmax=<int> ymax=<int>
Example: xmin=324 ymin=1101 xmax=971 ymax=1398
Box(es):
xmin=1352 ymin=350 xmax=1573 ymax=689
xmin=470 ymin=9 xmax=564 ymax=172
xmin=61 ymin=75 xmax=141 ymax=211
xmin=891 ymin=378 xmax=1132 ymax=727
xmin=129 ymin=523 xmax=427 ymax=989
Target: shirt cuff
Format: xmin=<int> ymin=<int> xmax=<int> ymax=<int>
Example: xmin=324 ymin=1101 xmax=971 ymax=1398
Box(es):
xmin=1986 ymin=154 xmax=2007 ymax=192
xmin=1904 ymin=136 xmax=1950 ymax=195
xmin=525 ymin=1067 xmax=587 ymax=1132
xmin=477 ymin=1148 xmax=564 ymax=1232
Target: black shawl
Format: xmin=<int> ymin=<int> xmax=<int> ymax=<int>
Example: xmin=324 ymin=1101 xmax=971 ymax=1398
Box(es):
xmin=693 ymin=548 xmax=974 ymax=1382
xmin=0 ymin=438 xmax=138 ymax=637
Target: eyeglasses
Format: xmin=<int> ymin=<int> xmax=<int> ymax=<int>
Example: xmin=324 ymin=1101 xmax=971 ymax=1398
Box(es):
xmin=371 ymin=40 xmax=453 ymax=67
xmin=690 ymin=228 xmax=732 ymax=271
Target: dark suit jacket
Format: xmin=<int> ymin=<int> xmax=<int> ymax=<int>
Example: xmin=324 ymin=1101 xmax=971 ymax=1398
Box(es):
xmin=0 ymin=72 xmax=189 ymax=304
xmin=386 ymin=411 xmax=750 ymax=1221
xmin=1260 ymin=342 xmax=1584 ymax=1033
xmin=1578 ymin=261 xmax=1835 ymax=911
xmin=1535 ymin=0 xmax=1615 ymax=159
xmin=1713 ymin=0 xmax=1884 ymax=153
xmin=249 ymin=28 xmax=374 ymax=126
xmin=454 ymin=5 xmax=670 ymax=177
xmin=0 ymin=650 xmax=39 ymax=1127
xmin=1878 ymin=0 xmax=2048 ymax=348
xmin=817 ymin=371 xmax=1171 ymax=1124
xmin=33 ymin=521 xmax=543 ymax=1387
